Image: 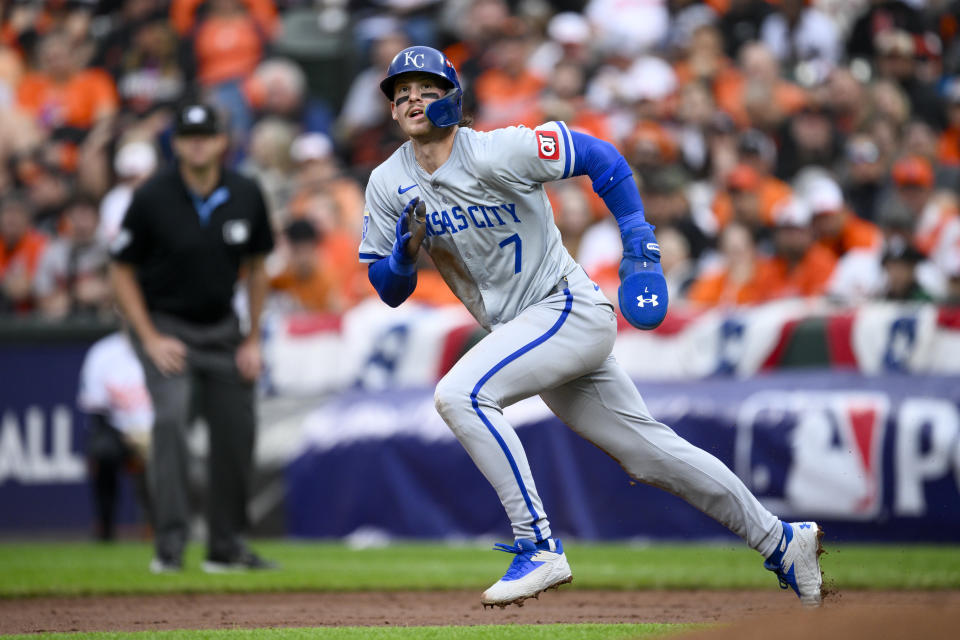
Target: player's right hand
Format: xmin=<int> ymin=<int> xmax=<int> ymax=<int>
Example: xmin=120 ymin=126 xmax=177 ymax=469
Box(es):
xmin=393 ymin=196 xmax=427 ymax=263
xmin=144 ymin=333 xmax=187 ymax=376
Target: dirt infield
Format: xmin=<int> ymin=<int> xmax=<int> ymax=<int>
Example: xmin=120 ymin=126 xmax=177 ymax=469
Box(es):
xmin=2 ymin=589 xmax=959 ymax=635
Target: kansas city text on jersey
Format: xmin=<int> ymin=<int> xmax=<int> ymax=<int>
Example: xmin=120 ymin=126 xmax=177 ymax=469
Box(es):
xmin=419 ymin=202 xmax=521 ymax=237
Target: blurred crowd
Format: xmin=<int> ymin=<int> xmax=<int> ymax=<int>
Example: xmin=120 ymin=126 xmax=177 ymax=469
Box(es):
xmin=2 ymin=0 xmax=960 ymax=321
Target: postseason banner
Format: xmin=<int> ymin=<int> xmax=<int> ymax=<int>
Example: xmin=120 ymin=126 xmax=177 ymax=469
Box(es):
xmin=287 ymin=371 xmax=960 ymax=542
xmin=261 ymin=301 xmax=960 ymax=396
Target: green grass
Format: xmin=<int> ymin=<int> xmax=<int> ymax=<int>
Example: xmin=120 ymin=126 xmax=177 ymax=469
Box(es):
xmin=2 ymin=623 xmax=697 ymax=640
xmin=0 ymin=540 xmax=958 ymax=598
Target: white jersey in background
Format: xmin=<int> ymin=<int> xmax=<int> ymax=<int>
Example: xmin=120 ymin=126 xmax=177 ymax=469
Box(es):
xmin=78 ymin=332 xmax=153 ymax=434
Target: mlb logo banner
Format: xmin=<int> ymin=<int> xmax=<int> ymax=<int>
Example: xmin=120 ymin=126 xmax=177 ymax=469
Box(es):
xmin=735 ymin=391 xmax=889 ymax=519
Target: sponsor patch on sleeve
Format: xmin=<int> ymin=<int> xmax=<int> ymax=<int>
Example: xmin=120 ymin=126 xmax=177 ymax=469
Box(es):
xmin=536 ymin=130 xmax=560 ymax=161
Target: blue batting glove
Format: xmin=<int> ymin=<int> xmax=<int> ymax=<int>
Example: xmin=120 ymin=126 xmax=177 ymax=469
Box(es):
xmin=389 ymin=197 xmax=425 ymax=274
xmin=618 ymin=223 xmax=668 ymax=330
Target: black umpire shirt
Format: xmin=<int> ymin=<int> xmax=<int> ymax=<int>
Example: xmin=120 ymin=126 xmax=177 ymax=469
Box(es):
xmin=111 ymin=167 xmax=275 ymax=324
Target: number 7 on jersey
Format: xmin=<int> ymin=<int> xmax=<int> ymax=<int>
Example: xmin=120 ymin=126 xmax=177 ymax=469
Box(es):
xmin=499 ymin=233 xmax=522 ymax=274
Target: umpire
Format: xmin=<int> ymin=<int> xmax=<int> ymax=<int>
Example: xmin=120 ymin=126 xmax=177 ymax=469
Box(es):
xmin=109 ymin=103 xmax=275 ymax=573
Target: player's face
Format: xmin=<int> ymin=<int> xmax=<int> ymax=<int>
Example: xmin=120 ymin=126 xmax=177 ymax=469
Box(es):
xmin=391 ymin=74 xmax=444 ymax=137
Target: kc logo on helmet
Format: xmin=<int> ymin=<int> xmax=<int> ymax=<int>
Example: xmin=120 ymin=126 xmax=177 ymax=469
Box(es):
xmin=735 ymin=391 xmax=888 ymax=519
xmin=404 ymin=51 xmax=425 ymax=68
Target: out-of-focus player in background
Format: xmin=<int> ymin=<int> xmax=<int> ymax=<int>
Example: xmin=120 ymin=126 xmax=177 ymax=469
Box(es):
xmin=78 ymin=330 xmax=153 ymax=541
xmin=359 ymin=46 xmax=825 ymax=608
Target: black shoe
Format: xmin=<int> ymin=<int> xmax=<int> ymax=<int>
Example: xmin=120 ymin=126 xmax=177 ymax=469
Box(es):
xmin=201 ymin=549 xmax=278 ymax=573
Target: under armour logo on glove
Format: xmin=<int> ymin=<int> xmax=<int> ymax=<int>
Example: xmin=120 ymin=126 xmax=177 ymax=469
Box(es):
xmin=636 ymin=294 xmax=659 ymax=308
xmin=618 ymin=223 xmax=668 ymax=330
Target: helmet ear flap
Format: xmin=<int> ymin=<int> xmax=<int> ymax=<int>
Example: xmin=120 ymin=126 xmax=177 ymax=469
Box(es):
xmin=426 ymin=87 xmax=462 ymax=128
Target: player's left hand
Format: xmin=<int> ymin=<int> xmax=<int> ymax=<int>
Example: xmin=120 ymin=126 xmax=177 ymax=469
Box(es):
xmin=618 ymin=223 xmax=669 ymax=330
xmin=235 ymin=336 xmax=262 ymax=381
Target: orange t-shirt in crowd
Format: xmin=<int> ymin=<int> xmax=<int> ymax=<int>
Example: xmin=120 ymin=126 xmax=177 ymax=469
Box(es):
xmin=938 ymin=126 xmax=960 ymax=165
xmin=171 ymin=0 xmax=277 ymax=86
xmin=328 ymin=179 xmax=365 ymax=236
xmin=171 ymin=0 xmax=277 ymax=35
xmin=673 ymin=58 xmax=804 ymax=129
xmin=754 ymin=244 xmax=838 ymax=301
xmin=914 ymin=197 xmax=960 ymax=257
xmin=712 ymin=176 xmax=793 ymax=229
xmin=816 ymin=213 xmax=882 ymax=257
xmin=568 ymin=110 xmax=611 ymax=142
xmin=317 ymin=229 xmax=368 ymax=306
xmin=673 ymin=56 xmax=740 ymax=92
xmin=687 ymin=266 xmax=769 ymax=307
xmin=192 ymin=16 xmax=266 ymax=86
xmin=716 ymin=76 xmax=807 ymax=129
xmin=0 ymin=230 xmax=48 ymax=306
xmin=704 ymin=0 xmax=731 ymax=12
xmin=474 ymin=68 xmax=545 ymax=131
xmin=269 ymin=263 xmax=339 ymax=312
xmin=441 ymin=41 xmax=478 ymax=72
xmin=626 ymin=120 xmax=679 ymax=164
xmin=16 ymin=68 xmax=118 ymax=130
xmin=407 ymin=268 xmax=460 ymax=306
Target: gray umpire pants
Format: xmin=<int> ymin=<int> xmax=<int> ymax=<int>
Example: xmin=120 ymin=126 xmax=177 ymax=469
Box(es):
xmin=134 ymin=312 xmax=255 ymax=562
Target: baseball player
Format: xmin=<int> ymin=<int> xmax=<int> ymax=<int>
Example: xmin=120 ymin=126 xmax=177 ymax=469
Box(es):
xmin=359 ymin=46 xmax=824 ymax=608
xmin=78 ymin=330 xmax=154 ymax=540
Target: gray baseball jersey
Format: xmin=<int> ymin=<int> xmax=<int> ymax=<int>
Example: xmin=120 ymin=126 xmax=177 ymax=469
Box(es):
xmin=360 ymin=122 xmax=578 ymax=329
xmin=360 ymin=122 xmax=782 ymax=556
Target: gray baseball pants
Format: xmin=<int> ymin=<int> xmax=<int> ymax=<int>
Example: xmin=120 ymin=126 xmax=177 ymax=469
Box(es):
xmin=134 ymin=312 xmax=255 ymax=562
xmin=435 ymin=266 xmax=782 ymax=557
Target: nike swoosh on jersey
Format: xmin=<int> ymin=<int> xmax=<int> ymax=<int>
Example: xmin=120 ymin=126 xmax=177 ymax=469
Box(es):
xmin=398 ymin=184 xmax=418 ymax=194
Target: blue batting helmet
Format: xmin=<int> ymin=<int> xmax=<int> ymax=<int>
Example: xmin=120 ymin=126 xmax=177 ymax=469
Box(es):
xmin=380 ymin=46 xmax=462 ymax=128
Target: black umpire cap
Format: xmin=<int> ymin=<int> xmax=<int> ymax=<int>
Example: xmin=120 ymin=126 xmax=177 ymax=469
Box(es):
xmin=174 ymin=103 xmax=222 ymax=136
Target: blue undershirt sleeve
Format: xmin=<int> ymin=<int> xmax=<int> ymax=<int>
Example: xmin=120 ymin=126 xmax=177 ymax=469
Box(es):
xmin=569 ymin=130 xmax=646 ymax=232
xmin=368 ymin=257 xmax=417 ymax=308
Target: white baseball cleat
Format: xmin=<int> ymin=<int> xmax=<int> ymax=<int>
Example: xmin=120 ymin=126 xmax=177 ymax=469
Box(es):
xmin=763 ymin=521 xmax=825 ymax=607
xmin=148 ymin=556 xmax=182 ymax=574
xmin=481 ymin=538 xmax=573 ymax=608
